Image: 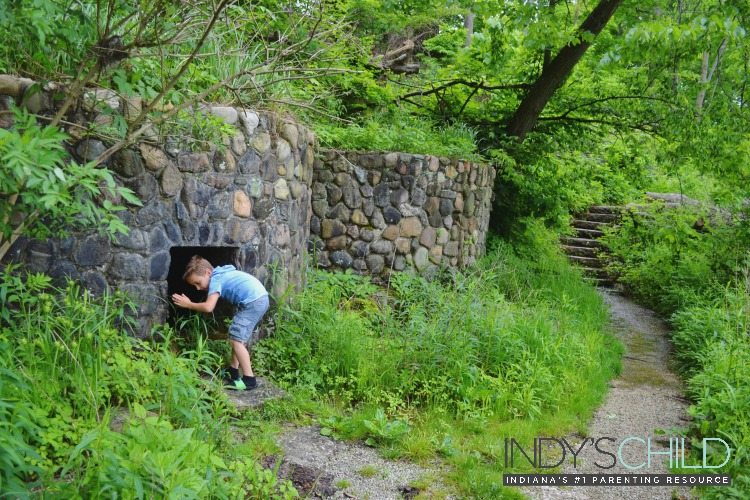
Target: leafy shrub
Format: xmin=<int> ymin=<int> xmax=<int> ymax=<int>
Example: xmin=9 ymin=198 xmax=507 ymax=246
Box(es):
xmin=256 ymin=225 xmax=619 ymax=423
xmin=61 ymin=405 xmax=298 ymax=499
xmin=0 ymin=365 xmax=43 ymax=496
xmin=602 ymin=204 xmax=744 ymax=314
xmin=315 ymin=110 xmax=481 ymax=160
xmin=0 ymin=267 xmax=290 ymax=496
xmin=0 ymin=108 xmax=139 ymax=261
xmin=674 ymin=290 xmax=750 ymax=499
xmin=488 ymin=130 xmax=650 ymax=234
xmin=362 ymin=409 xmax=410 ymax=447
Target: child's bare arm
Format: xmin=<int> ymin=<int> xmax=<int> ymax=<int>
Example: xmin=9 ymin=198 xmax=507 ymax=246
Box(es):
xmin=172 ymin=292 xmax=220 ymax=313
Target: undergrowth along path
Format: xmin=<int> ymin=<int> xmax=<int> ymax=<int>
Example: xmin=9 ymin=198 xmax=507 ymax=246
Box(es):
xmin=520 ymin=290 xmax=693 ymax=500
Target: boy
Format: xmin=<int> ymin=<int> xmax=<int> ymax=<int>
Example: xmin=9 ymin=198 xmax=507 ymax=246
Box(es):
xmin=172 ymin=255 xmax=269 ymax=390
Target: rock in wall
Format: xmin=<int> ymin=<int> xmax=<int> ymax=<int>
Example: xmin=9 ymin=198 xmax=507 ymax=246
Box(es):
xmin=309 ymin=150 xmax=495 ymax=277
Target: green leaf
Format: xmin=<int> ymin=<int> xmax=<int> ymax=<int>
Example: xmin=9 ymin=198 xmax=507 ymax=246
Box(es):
xmin=133 ymin=403 xmax=147 ymax=420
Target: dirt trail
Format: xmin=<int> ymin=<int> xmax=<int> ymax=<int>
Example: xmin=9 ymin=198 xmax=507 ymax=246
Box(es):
xmin=228 ymin=383 xmax=446 ymax=498
xmin=519 ymin=290 xmax=694 ymax=500
xmin=274 ymin=425 xmax=446 ymax=499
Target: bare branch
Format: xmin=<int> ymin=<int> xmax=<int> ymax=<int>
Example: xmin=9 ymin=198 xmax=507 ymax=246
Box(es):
xmin=537 ymin=114 xmax=660 ymax=134
xmin=126 ymin=0 xmax=231 ymax=133
xmin=266 ymin=98 xmax=354 ymax=123
xmin=0 ymin=211 xmax=38 ymax=262
xmin=227 ymin=70 xmax=354 ymax=92
xmin=458 ymin=85 xmax=481 ymax=116
xmin=696 ymin=38 xmax=728 ymax=114
xmin=49 ymin=62 xmax=99 ymax=128
xmin=399 ymin=79 xmax=530 ymax=101
xmin=399 ymin=97 xmax=425 ymax=109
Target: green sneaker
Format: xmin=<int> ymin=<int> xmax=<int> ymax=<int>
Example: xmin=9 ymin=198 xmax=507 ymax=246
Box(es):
xmin=225 ymin=378 xmax=247 ymax=391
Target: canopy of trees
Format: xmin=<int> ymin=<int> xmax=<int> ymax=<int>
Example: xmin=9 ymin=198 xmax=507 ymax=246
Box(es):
xmin=1 ymin=0 xmax=749 ymax=236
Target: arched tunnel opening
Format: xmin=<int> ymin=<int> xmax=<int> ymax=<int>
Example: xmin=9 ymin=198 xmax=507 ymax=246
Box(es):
xmin=167 ymin=246 xmax=239 ymax=335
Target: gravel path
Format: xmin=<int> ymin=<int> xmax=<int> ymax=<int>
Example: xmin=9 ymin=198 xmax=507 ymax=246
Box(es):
xmin=517 ymin=290 xmax=694 ymax=500
xmin=227 ymin=382 xmax=448 ymax=498
xmin=274 ymin=425 xmax=448 ymax=499
xmin=239 ymin=290 xmax=694 ymax=499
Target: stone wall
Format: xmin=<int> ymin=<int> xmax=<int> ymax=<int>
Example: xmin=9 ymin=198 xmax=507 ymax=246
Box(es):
xmin=309 ymin=150 xmax=495 ymax=276
xmin=4 ymin=96 xmax=315 ymax=335
xmin=2 ymin=81 xmax=497 ymax=335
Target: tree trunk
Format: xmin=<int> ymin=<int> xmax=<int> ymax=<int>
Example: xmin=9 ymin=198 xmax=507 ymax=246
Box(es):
xmin=543 ymin=0 xmax=562 ymax=70
xmin=695 ymin=38 xmax=727 ymax=115
xmin=506 ymin=0 xmax=623 ymax=140
xmin=464 ymin=11 xmax=475 ymax=47
xmin=672 ymin=0 xmax=684 ymax=92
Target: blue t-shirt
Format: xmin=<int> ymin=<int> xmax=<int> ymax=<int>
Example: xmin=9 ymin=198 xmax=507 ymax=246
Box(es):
xmin=208 ymin=265 xmax=268 ymax=306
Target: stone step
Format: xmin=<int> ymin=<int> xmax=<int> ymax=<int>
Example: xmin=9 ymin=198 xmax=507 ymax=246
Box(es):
xmin=572 ymin=219 xmax=610 ymax=231
xmin=224 ymin=377 xmax=286 ymax=409
xmin=561 ymin=245 xmax=599 ymax=257
xmin=560 ymin=237 xmax=603 ymax=248
xmin=588 ymin=205 xmax=622 ymax=214
xmin=581 ymin=212 xmax=619 ymax=223
xmin=583 ymin=276 xmax=617 ymax=288
xmin=580 ymin=267 xmax=615 ymax=280
xmin=568 ymin=255 xmax=605 ymax=268
xmin=575 ymin=227 xmax=604 ymax=239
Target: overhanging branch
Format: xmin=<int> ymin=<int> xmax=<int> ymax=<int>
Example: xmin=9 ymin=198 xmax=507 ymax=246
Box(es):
xmin=537 ymin=114 xmax=661 ymax=134
xmin=506 ymin=0 xmax=624 ymax=140
xmin=398 ymin=79 xmax=530 ymax=101
xmin=555 ymin=95 xmax=676 ymax=118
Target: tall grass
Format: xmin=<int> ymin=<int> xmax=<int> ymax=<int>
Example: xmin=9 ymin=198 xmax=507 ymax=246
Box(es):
xmin=670 ymin=287 xmax=750 ymax=498
xmin=315 ymin=110 xmax=482 ymax=160
xmin=256 ymin=222 xmax=622 ymax=496
xmin=259 ymin=226 xmax=616 ymax=418
xmin=0 ymin=266 xmax=296 ymax=498
xmin=0 ymin=220 xmax=623 ymax=497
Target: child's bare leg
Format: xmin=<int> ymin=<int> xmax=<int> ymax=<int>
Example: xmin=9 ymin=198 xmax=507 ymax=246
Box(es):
xmin=229 ymin=352 xmax=239 ymax=369
xmin=230 ymin=339 xmax=254 ymax=377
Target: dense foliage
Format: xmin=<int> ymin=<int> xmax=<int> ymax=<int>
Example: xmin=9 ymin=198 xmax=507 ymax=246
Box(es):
xmin=0 ymin=267 xmax=297 ymax=498
xmin=0 ymin=108 xmax=139 ymax=260
xmin=288 ymin=0 xmax=750 ymax=229
xmin=604 ymin=205 xmax=748 ymax=314
xmin=2 ymin=0 xmax=749 ymax=228
xmin=258 ymin=233 xmax=617 ymax=419
xmin=2 ymin=0 xmax=750 ymax=497
xmin=0 ymin=225 xmax=623 ymax=497
xmin=255 ymin=226 xmax=621 ymax=496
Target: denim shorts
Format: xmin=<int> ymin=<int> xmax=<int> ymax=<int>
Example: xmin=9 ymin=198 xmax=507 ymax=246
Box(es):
xmin=228 ymin=295 xmax=269 ymax=343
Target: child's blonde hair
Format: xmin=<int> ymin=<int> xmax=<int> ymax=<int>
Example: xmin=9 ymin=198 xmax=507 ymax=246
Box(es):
xmin=182 ymin=255 xmax=213 ymax=281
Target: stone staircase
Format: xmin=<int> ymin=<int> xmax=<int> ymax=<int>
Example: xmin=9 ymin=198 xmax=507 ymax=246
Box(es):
xmin=561 ymin=205 xmax=621 ymax=287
